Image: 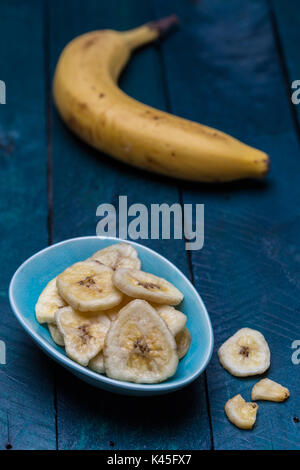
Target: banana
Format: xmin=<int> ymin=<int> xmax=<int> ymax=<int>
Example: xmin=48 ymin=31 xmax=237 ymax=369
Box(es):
xmin=154 ymin=305 xmax=187 ymax=336
xmin=251 ymin=378 xmax=290 ymax=402
xmin=218 ymin=328 xmax=270 ymax=377
xmin=91 ymin=243 xmax=141 ymax=271
xmin=175 ymin=327 xmax=191 ymax=359
xmin=113 ymin=268 xmax=183 ymax=305
xmin=104 ymin=299 xmax=178 ymax=383
xmin=35 ymin=277 xmax=66 ymax=324
xmin=56 ymin=306 xmax=110 ymax=366
xmin=89 ymin=352 xmax=105 ymax=374
xmin=48 ymin=323 xmax=65 ymax=347
xmin=53 ymin=16 xmax=269 ymax=183
xmin=57 ymin=260 xmax=123 ymax=312
xmin=225 ymin=394 xmax=258 ymax=430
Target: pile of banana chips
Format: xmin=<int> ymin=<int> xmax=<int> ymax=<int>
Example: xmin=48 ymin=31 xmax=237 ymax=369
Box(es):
xmin=35 ymin=243 xmax=191 ymax=383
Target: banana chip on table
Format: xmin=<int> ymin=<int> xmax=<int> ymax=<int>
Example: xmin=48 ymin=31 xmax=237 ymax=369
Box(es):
xmin=57 ymin=261 xmax=122 ymax=312
xmin=91 ymin=243 xmax=141 ymax=271
xmin=113 ymin=268 xmax=184 ymax=306
xmin=48 ymin=323 xmax=65 ymax=347
xmin=154 ymin=305 xmax=187 ymax=336
xmin=251 ymin=378 xmax=290 ymax=402
xmin=175 ymin=327 xmax=191 ymax=359
xmin=218 ymin=328 xmax=270 ymax=377
xmin=104 ymin=299 xmax=179 ymax=383
xmin=35 ymin=277 xmax=66 ymax=324
xmin=225 ymin=394 xmax=258 ymax=430
xmin=56 ymin=306 xmax=110 ymax=366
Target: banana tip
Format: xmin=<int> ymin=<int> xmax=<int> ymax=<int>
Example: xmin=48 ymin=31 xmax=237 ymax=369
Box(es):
xmin=262 ymin=153 xmax=270 ymax=177
xmin=148 ymin=14 xmax=179 ymax=35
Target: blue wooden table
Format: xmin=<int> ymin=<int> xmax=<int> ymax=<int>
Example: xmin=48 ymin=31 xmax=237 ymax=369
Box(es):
xmin=1 ymin=0 xmax=299 ymax=450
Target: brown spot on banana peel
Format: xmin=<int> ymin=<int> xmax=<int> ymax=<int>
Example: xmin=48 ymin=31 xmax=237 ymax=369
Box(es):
xmin=83 ymin=36 xmax=99 ymax=49
xmin=67 ymin=113 xmax=95 ymax=144
xmin=145 ymin=155 xmax=171 ymax=173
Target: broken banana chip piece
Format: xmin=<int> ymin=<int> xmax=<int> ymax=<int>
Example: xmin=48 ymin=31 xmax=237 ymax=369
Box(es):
xmin=225 ymin=394 xmax=258 ymax=430
xmin=154 ymin=305 xmax=187 ymax=336
xmin=57 ymin=261 xmax=123 ymax=312
xmin=48 ymin=323 xmax=65 ymax=347
xmin=113 ymin=268 xmax=184 ymax=306
xmin=91 ymin=243 xmax=141 ymax=271
xmin=218 ymin=327 xmax=270 ymax=377
xmin=175 ymin=327 xmax=191 ymax=359
xmin=35 ymin=277 xmax=66 ymax=324
xmin=104 ymin=299 xmax=178 ymax=383
xmin=251 ymin=378 xmax=290 ymax=402
xmin=56 ymin=306 xmax=110 ymax=366
xmin=89 ymin=351 xmax=105 ymax=374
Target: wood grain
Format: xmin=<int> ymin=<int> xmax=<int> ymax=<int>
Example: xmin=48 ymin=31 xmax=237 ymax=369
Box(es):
xmin=272 ymin=0 xmax=300 ymax=123
xmin=48 ymin=0 xmax=211 ymax=450
xmin=0 ymin=0 xmax=56 ymax=450
xmin=153 ymin=0 xmax=300 ymax=449
xmin=1 ymin=0 xmax=299 ymax=450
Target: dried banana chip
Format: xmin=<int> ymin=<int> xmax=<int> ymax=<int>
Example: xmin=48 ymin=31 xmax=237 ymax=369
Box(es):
xmin=225 ymin=394 xmax=258 ymax=430
xmin=35 ymin=277 xmax=66 ymax=324
xmin=91 ymin=243 xmax=141 ymax=271
xmin=56 ymin=306 xmax=110 ymax=366
xmin=175 ymin=327 xmax=191 ymax=359
xmin=48 ymin=323 xmax=65 ymax=347
xmin=88 ymin=351 xmax=105 ymax=374
xmin=251 ymin=378 xmax=290 ymax=402
xmin=113 ymin=268 xmax=183 ymax=306
xmin=218 ymin=328 xmax=270 ymax=377
xmin=104 ymin=299 xmax=178 ymax=383
xmin=57 ymin=261 xmax=122 ymax=312
xmin=154 ymin=305 xmax=187 ymax=336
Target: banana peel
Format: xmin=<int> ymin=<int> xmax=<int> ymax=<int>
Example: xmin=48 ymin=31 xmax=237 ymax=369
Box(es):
xmin=53 ymin=15 xmax=270 ymax=182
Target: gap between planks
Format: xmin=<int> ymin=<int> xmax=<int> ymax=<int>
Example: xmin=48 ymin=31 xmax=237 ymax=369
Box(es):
xmin=151 ymin=1 xmax=215 ymax=450
xmin=268 ymin=0 xmax=300 ymax=144
xmin=44 ymin=0 xmax=58 ymax=450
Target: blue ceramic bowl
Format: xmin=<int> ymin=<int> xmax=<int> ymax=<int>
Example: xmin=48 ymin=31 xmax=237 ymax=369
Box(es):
xmin=9 ymin=237 xmax=213 ymax=396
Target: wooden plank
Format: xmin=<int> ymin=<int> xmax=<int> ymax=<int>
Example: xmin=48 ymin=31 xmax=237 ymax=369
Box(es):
xmin=154 ymin=0 xmax=300 ymax=449
xmin=271 ymin=0 xmax=300 ymax=122
xmin=48 ymin=0 xmax=211 ymax=450
xmin=0 ymin=0 xmax=56 ymax=450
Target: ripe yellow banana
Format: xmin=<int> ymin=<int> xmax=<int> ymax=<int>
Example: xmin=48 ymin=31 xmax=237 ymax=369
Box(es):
xmin=53 ymin=15 xmax=269 ymax=182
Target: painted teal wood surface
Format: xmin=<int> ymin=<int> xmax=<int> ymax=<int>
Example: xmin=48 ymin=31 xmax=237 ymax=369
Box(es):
xmin=272 ymin=0 xmax=300 ymax=124
xmin=0 ymin=0 xmax=56 ymax=450
xmin=153 ymin=0 xmax=300 ymax=449
xmin=48 ymin=0 xmax=211 ymax=450
xmin=1 ymin=0 xmax=299 ymax=450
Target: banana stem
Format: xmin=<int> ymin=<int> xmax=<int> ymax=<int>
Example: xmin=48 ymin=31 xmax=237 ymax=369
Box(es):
xmin=121 ymin=14 xmax=179 ymax=50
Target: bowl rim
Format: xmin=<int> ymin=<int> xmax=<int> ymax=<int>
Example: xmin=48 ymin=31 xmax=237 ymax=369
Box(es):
xmin=9 ymin=236 xmax=214 ymax=393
